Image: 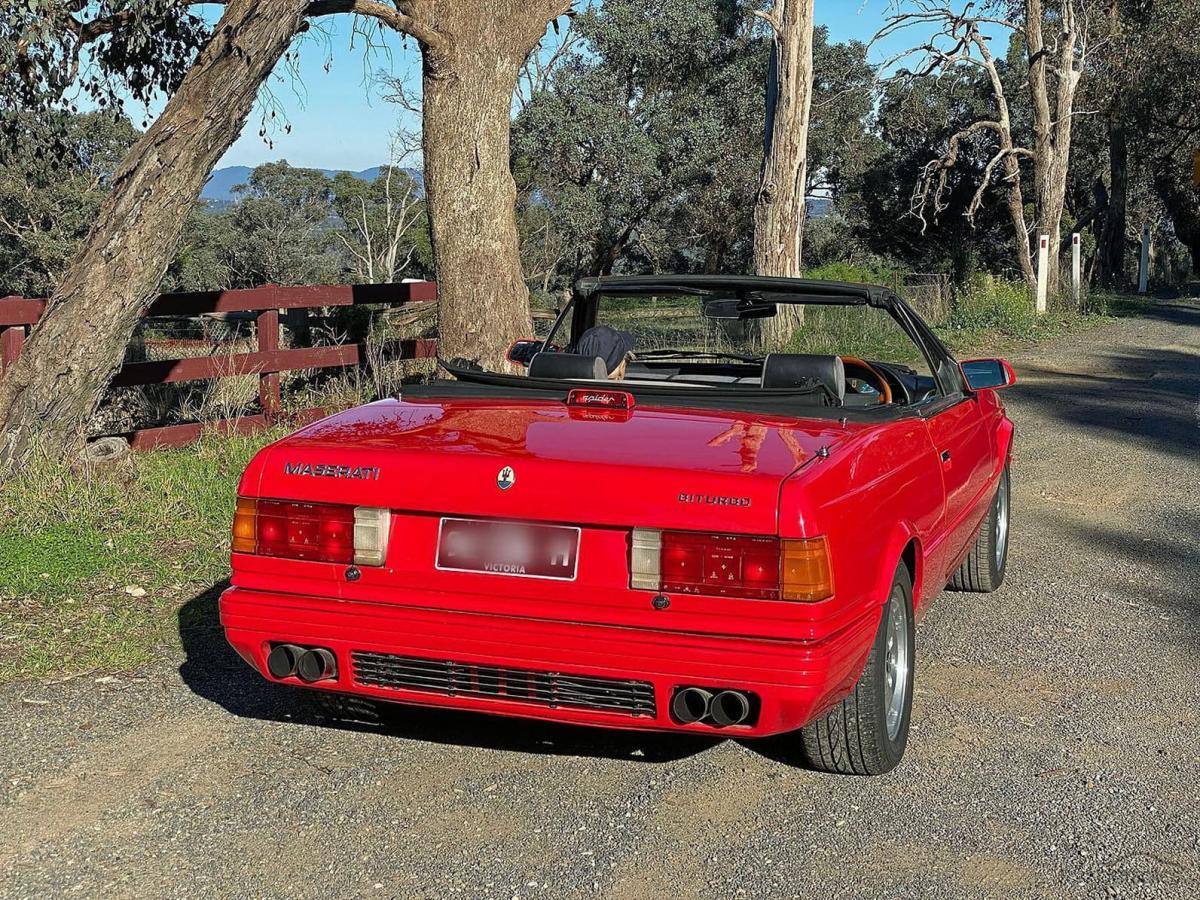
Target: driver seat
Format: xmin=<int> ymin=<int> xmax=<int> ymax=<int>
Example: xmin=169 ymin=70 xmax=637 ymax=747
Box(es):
xmin=761 ymin=354 xmax=846 ymax=405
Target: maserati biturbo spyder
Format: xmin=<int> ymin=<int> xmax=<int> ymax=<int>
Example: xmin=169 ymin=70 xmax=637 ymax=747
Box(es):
xmin=220 ymin=276 xmax=1015 ymax=774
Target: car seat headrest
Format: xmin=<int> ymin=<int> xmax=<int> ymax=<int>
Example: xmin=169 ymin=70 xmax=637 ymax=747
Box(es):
xmin=761 ymin=354 xmax=846 ymax=404
xmin=528 ymin=352 xmax=608 ymax=381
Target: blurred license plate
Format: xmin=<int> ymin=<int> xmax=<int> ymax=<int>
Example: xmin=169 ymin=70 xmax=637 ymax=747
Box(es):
xmin=436 ymin=518 xmax=580 ymax=581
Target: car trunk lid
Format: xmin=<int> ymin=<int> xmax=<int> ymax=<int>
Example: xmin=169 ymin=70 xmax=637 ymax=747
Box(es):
xmin=250 ymin=397 xmax=846 ymax=534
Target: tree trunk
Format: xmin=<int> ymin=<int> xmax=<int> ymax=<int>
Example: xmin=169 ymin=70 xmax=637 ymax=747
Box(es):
xmin=1098 ymin=114 xmax=1128 ymax=287
xmin=419 ymin=1 xmax=569 ymax=370
xmin=1025 ymin=0 xmax=1082 ymax=298
xmin=753 ymin=0 xmax=815 ymax=348
xmin=0 ymin=0 xmax=310 ymax=466
xmin=999 ymin=147 xmax=1035 ymax=290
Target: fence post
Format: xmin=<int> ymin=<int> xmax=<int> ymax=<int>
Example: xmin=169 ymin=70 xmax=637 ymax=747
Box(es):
xmin=257 ymin=307 xmax=281 ymax=421
xmin=1 ymin=325 xmax=25 ymax=373
xmin=1036 ymin=235 xmax=1050 ymax=314
xmin=1138 ymin=225 xmax=1151 ymax=293
xmin=1071 ymin=233 xmax=1082 ymax=308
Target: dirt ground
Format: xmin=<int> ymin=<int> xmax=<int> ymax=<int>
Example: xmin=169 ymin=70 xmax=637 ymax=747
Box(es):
xmin=2 ymin=300 xmax=1198 ymax=899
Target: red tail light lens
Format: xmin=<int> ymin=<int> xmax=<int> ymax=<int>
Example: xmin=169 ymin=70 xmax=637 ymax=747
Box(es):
xmin=233 ymin=498 xmax=389 ymax=566
xmin=252 ymin=500 xmax=355 ymax=563
xmin=661 ymin=532 xmax=782 ymax=600
xmin=632 ymin=529 xmax=833 ymax=602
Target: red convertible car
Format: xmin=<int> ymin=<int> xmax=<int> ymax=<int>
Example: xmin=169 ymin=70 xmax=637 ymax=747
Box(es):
xmin=220 ymin=276 xmax=1015 ymax=775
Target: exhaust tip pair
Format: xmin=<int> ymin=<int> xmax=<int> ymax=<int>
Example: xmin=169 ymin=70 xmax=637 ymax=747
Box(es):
xmin=671 ymin=686 xmax=754 ymax=727
xmin=267 ymin=644 xmax=337 ymax=683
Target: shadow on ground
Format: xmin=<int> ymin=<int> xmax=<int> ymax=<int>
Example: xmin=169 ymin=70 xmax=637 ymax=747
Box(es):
xmin=1013 ymin=311 xmax=1199 ymax=460
xmin=1055 ymin=510 xmax=1200 ymax=653
xmin=177 ymin=582 xmax=720 ymax=764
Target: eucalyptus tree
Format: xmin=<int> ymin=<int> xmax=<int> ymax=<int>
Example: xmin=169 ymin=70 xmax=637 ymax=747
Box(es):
xmin=880 ymin=0 xmax=1103 ymax=293
xmin=0 ymin=0 xmax=572 ymax=466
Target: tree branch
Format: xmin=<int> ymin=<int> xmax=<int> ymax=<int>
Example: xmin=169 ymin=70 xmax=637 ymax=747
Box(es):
xmin=304 ymin=0 xmax=448 ymax=59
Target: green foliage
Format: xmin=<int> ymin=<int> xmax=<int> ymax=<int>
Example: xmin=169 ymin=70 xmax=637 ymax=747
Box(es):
xmin=514 ymin=0 xmax=763 ymax=285
xmin=949 ymin=276 xmax=1036 ymax=333
xmin=330 ymin=167 xmax=432 ymax=283
xmin=0 ymin=112 xmax=137 ymax=296
xmin=0 ymin=429 xmax=283 ymax=680
xmin=805 ymin=261 xmax=902 ymax=289
xmin=858 ymin=68 xmax=1018 ymax=281
xmin=1 ymin=1 xmax=209 ymax=153
xmin=515 ymin=6 xmax=882 ymax=288
xmin=163 ymin=160 xmax=433 ymax=291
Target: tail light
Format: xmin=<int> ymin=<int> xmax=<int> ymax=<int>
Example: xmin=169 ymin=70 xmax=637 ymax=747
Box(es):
xmin=233 ymin=498 xmax=391 ymax=566
xmin=630 ymin=529 xmax=833 ymax=602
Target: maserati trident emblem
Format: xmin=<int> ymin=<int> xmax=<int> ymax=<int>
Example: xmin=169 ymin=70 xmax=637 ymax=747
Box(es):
xmin=497 ymin=466 xmax=516 ymax=491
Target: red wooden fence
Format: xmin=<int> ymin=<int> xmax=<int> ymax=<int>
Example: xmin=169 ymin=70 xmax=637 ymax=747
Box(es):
xmin=0 ymin=282 xmax=438 ymax=450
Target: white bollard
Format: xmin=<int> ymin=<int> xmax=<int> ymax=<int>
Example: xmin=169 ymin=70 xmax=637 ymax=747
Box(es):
xmin=1071 ymin=233 xmax=1082 ymax=307
xmin=1036 ymin=235 xmax=1049 ymax=314
xmin=1138 ymin=225 xmax=1151 ymax=294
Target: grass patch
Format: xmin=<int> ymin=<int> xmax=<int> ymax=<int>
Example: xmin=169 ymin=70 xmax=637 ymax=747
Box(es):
xmin=0 ymin=428 xmax=286 ymax=683
xmin=934 ymin=276 xmax=1126 ymax=357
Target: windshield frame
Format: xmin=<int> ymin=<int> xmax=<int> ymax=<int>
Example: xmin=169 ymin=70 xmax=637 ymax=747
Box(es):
xmin=439 ymin=276 xmax=966 ymax=410
xmin=542 ymin=277 xmax=961 ymax=400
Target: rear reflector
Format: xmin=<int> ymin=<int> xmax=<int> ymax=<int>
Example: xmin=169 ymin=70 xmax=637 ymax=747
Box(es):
xmin=233 ymin=498 xmax=391 ymax=566
xmin=630 ymin=529 xmax=833 ymax=602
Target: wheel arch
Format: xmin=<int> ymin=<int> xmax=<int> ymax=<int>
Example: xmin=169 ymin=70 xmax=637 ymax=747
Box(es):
xmin=871 ymin=524 xmax=924 ymax=613
xmin=995 ymin=416 xmax=1015 ymax=475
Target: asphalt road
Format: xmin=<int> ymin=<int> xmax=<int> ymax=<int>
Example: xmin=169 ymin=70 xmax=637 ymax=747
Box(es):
xmin=2 ymin=300 xmax=1198 ymax=899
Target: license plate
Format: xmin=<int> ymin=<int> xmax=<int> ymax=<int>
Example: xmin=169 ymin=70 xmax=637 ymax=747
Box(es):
xmin=435 ymin=518 xmax=580 ymax=581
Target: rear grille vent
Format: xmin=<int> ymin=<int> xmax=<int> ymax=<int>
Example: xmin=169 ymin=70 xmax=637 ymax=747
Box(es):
xmin=351 ymin=652 xmax=657 ymax=719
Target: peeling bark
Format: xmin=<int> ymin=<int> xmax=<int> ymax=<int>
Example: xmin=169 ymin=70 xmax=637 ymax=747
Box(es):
xmin=752 ymin=0 xmax=815 ymax=347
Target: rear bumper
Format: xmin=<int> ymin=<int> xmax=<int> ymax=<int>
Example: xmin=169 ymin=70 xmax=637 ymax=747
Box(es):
xmin=219 ymin=587 xmax=880 ymax=737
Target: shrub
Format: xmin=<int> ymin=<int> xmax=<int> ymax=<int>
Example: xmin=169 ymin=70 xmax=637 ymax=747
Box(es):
xmin=805 ymin=261 xmax=902 ymax=289
xmin=948 ymin=275 xmax=1037 ymax=334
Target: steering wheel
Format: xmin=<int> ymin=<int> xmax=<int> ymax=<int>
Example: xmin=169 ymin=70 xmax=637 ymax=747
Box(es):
xmin=841 ymin=356 xmax=893 ymax=404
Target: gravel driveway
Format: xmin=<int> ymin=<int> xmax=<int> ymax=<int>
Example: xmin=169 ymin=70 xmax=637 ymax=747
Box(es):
xmin=2 ymin=301 xmax=1198 ymax=899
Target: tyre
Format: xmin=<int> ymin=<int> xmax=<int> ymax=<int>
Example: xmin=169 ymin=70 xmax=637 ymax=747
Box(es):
xmin=948 ymin=463 xmax=1010 ymax=593
xmin=799 ymin=563 xmax=915 ymax=776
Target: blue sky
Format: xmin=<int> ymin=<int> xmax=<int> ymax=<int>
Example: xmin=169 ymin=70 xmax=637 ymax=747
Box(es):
xmin=211 ymin=1 xmax=908 ymax=171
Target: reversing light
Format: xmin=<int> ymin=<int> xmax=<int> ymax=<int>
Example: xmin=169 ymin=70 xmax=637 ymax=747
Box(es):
xmin=232 ymin=498 xmax=391 ymax=566
xmin=352 ymin=506 xmax=391 ymax=566
xmin=629 ymin=529 xmax=833 ymax=602
xmin=630 ymin=528 xmax=662 ymax=590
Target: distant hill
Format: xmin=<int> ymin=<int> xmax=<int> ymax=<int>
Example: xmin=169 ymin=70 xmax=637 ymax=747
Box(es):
xmin=806 ymin=197 xmax=832 ymax=219
xmin=200 ymin=164 xmax=413 ymax=206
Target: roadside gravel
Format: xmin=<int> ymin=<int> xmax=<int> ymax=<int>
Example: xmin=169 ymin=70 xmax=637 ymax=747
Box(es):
xmin=1 ymin=300 xmax=1197 ymax=899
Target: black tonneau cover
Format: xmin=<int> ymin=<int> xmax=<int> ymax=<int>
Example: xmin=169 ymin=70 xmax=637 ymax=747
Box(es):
xmin=405 ymin=376 xmax=914 ymax=422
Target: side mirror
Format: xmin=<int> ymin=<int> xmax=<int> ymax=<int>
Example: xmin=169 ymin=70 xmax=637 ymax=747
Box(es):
xmin=505 ymin=339 xmax=544 ymax=368
xmin=961 ymin=358 xmax=1017 ymax=391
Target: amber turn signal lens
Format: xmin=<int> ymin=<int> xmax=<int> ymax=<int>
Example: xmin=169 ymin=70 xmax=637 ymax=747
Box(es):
xmin=232 ymin=497 xmax=257 ymax=554
xmin=781 ymin=537 xmax=834 ymax=602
